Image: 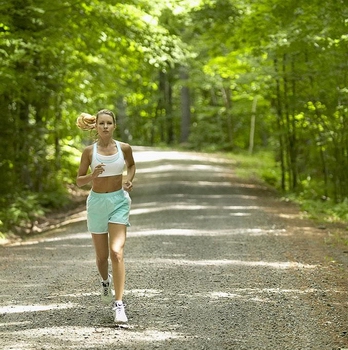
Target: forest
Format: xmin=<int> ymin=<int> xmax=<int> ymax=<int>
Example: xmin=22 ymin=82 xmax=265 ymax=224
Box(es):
xmin=0 ymin=0 xmax=347 ymax=237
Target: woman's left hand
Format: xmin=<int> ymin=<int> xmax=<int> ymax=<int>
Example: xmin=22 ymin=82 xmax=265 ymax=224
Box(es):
xmin=123 ymin=180 xmax=133 ymax=192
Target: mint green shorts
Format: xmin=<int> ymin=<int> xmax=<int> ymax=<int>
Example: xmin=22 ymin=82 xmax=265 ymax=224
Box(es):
xmin=86 ymin=189 xmax=131 ymax=234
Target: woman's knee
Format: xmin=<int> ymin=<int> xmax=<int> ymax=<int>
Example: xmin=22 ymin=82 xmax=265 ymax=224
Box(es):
xmin=96 ymin=254 xmax=108 ymax=265
xmin=110 ymin=248 xmax=124 ymax=263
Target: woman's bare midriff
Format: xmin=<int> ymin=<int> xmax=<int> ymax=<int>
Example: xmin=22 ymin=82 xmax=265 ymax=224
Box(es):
xmin=92 ymin=175 xmax=123 ymax=193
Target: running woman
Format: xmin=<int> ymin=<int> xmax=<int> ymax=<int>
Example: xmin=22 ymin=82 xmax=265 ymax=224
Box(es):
xmin=76 ymin=109 xmax=135 ymax=323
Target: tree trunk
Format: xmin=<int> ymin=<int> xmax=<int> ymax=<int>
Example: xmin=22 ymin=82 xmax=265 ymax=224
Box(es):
xmin=274 ymin=58 xmax=286 ymax=191
xmin=180 ymin=67 xmax=191 ymax=144
xmin=248 ymin=96 xmax=258 ymax=155
xmin=116 ymin=96 xmax=127 ymax=142
xmin=221 ymin=85 xmax=233 ymax=149
xmin=159 ymin=70 xmax=174 ymax=144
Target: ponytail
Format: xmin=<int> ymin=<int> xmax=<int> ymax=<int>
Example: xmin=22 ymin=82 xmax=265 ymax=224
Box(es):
xmin=76 ymin=113 xmax=96 ymax=130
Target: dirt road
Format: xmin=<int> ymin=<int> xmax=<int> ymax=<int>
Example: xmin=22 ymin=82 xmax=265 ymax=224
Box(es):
xmin=1 ymin=148 xmax=347 ymax=350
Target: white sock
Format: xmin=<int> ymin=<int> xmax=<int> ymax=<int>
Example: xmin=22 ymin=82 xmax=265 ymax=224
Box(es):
xmin=115 ymin=300 xmax=123 ymax=306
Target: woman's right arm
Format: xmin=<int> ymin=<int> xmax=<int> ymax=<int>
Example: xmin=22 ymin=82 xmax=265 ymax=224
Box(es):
xmin=76 ymin=147 xmax=94 ymax=187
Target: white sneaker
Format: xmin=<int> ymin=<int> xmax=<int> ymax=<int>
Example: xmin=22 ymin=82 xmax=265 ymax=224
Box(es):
xmin=113 ymin=302 xmax=128 ymax=323
xmin=101 ymin=274 xmax=113 ymax=304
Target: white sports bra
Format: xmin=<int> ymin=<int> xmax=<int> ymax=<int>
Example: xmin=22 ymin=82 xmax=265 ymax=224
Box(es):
xmin=90 ymin=140 xmax=124 ymax=177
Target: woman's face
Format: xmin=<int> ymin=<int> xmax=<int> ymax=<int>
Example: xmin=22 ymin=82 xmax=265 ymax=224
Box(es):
xmin=96 ymin=114 xmax=116 ymax=136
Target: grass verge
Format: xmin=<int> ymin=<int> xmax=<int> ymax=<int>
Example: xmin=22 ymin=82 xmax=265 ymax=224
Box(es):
xmin=225 ymin=150 xmax=348 ymax=246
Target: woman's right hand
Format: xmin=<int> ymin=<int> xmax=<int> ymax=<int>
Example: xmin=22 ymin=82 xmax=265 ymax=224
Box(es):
xmin=92 ymin=163 xmax=105 ymax=178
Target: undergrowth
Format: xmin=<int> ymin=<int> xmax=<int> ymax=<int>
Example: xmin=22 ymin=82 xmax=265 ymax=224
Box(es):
xmin=2 ymin=149 xmax=347 ymax=244
xmin=0 ymin=188 xmax=71 ymax=239
xmin=227 ymin=150 xmax=348 ymax=244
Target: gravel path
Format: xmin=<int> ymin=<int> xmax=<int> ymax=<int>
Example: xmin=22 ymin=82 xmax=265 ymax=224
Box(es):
xmin=1 ymin=148 xmax=347 ymax=350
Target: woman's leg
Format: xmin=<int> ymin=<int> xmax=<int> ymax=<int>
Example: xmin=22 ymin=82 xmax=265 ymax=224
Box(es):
xmin=91 ymin=233 xmax=109 ymax=281
xmin=108 ymin=223 xmax=127 ymax=301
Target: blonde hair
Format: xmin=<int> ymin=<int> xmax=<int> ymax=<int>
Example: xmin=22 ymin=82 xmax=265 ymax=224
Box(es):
xmin=76 ymin=110 xmax=116 ymax=131
xmin=76 ymin=113 xmax=96 ymax=130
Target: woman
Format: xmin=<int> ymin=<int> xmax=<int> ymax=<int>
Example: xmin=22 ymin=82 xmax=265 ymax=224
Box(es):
xmin=76 ymin=109 xmax=135 ymax=323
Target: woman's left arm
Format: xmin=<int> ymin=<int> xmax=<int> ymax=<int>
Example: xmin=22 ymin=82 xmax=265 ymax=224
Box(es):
xmin=122 ymin=143 xmax=136 ymax=192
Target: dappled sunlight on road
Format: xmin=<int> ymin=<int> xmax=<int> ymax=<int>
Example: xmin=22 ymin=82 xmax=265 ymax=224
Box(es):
xmin=126 ymin=289 xmax=162 ymax=297
xmin=123 ymin=286 xmax=348 ymax=311
xmin=133 ymin=148 xmax=231 ymax=164
xmin=2 ymin=149 xmax=347 ymax=350
xmin=136 ymin=163 xmax=225 ymax=175
xmin=2 ymin=327 xmax=185 ymax=349
xmin=130 ymin=204 xmax=262 ymax=216
xmin=4 ymin=232 xmax=91 ymax=247
xmin=128 ymin=228 xmax=287 ymax=237
xmin=197 ymin=287 xmax=348 ymax=302
xmin=0 ymin=303 xmax=76 ymax=314
xmin=127 ymin=257 xmax=317 ymax=269
xmin=131 ymin=203 xmax=262 ymax=216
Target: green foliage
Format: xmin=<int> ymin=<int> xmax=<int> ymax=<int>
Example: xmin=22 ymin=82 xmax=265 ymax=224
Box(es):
xmin=324 ymin=229 xmax=348 ymax=248
xmin=1 ymin=0 xmax=348 ymax=236
xmin=229 ymin=151 xmax=348 ymax=227
xmin=0 ymin=186 xmax=71 ymax=236
xmin=0 ymin=193 xmax=44 ymax=235
xmin=293 ymin=197 xmax=348 ymax=226
xmin=226 ymin=151 xmax=280 ymax=188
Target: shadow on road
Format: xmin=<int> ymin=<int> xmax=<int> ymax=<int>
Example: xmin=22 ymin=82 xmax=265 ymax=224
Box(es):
xmin=1 ymin=148 xmax=347 ymax=349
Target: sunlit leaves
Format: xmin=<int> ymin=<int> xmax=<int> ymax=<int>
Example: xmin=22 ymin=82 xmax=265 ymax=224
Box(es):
xmin=1 ymin=0 xmax=348 ymax=209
